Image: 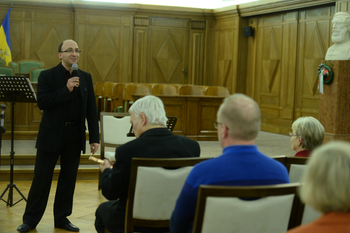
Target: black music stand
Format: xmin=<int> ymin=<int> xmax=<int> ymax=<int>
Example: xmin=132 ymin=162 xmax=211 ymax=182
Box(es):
xmin=0 ymin=76 xmax=37 ymax=207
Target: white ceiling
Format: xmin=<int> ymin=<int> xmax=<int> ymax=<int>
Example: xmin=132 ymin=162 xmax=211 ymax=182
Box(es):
xmin=82 ymin=0 xmax=259 ymax=9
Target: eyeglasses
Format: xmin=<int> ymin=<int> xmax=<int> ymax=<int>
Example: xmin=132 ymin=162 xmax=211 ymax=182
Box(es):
xmin=60 ymin=49 xmax=81 ymax=54
xmin=289 ymin=132 xmax=299 ymax=137
xmin=214 ymin=121 xmax=229 ymax=130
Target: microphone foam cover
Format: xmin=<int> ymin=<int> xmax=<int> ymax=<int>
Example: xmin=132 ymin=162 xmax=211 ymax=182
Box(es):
xmin=72 ymin=63 xmax=78 ymax=71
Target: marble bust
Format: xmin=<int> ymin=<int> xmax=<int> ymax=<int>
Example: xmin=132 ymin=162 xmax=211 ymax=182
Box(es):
xmin=325 ymin=12 xmax=350 ymax=60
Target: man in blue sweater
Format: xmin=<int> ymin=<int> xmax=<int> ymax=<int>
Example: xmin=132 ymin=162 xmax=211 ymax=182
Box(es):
xmin=170 ymin=93 xmax=290 ymax=233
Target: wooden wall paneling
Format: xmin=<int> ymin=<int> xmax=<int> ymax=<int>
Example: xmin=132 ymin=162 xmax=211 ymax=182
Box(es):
xmin=147 ymin=17 xmax=190 ymax=84
xmin=133 ymin=16 xmax=149 ymax=83
xmin=245 ymin=17 xmax=258 ymax=98
xmin=295 ymin=6 xmax=335 ymax=119
xmin=196 ymin=98 xmax=222 ymax=139
xmin=161 ymin=97 xmax=187 ymax=135
xmin=74 ymin=9 xmax=134 ymax=85
xmin=188 ymin=20 xmax=206 ymax=85
xmin=203 ymin=19 xmax=215 ymax=86
xmin=279 ymin=12 xmax=298 ymax=125
xmin=212 ymin=16 xmax=240 ymax=93
xmin=31 ymin=6 xmax=73 ymax=68
xmin=336 ymin=0 xmax=350 ymax=12
xmin=254 ymin=12 xmax=296 ymax=134
xmin=0 ymin=5 xmax=74 ymax=67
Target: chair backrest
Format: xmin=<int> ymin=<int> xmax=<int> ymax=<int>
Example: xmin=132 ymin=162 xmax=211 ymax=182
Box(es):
xmin=125 ymin=157 xmax=210 ymax=233
xmin=285 ymin=156 xmax=321 ymax=225
xmin=0 ymin=65 xmax=15 ymax=76
xmin=100 ymin=112 xmax=135 ymax=161
xmin=112 ymin=83 xmax=127 ymax=112
xmin=205 ymin=86 xmax=230 ymax=97
xmin=123 ymin=83 xmax=151 ymax=102
xmin=29 ymin=67 xmax=47 ymax=83
xmin=179 ymin=85 xmax=204 ymax=96
xmin=192 ymin=183 xmax=303 ymax=233
xmin=0 ymin=59 xmax=5 ymax=66
xmin=270 ymin=155 xmax=287 ymax=167
xmin=151 ymin=84 xmax=178 ymax=95
xmin=286 ymin=156 xmax=308 ymax=182
xmin=8 ymin=61 xmax=17 ymax=71
xmin=17 ymin=60 xmax=44 ymax=73
xmin=102 ymin=82 xmax=118 ymax=112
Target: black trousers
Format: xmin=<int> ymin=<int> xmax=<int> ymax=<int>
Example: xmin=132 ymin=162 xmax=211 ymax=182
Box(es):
xmin=22 ymin=124 xmax=81 ymax=227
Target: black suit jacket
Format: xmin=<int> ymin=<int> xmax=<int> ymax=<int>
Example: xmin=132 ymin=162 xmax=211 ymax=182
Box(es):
xmin=35 ymin=63 xmax=99 ymax=154
xmin=100 ymin=128 xmax=200 ymax=204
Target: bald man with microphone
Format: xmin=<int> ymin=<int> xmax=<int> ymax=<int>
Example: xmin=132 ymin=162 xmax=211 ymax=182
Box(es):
xmin=17 ymin=39 xmax=99 ymax=233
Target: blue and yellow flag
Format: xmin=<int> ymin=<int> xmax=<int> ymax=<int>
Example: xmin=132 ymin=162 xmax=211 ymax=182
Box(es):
xmin=0 ymin=8 xmax=12 ymax=66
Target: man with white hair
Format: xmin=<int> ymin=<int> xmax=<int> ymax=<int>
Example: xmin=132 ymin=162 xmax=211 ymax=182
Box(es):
xmin=170 ymin=93 xmax=290 ymax=233
xmin=325 ymin=12 xmax=350 ymax=60
xmin=95 ymin=95 xmax=200 ymax=233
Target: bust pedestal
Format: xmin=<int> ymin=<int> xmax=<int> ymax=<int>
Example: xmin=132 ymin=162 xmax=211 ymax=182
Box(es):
xmin=319 ymin=60 xmax=350 ymax=143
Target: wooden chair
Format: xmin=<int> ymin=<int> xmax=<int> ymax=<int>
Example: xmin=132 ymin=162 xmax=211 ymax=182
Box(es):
xmin=286 ymin=156 xmax=308 ymax=181
xmin=0 ymin=65 xmax=15 ymax=76
xmin=123 ymin=83 xmax=151 ymax=111
xmin=112 ymin=83 xmax=127 ymax=112
xmin=0 ymin=59 xmax=6 ymax=66
xmin=178 ymin=85 xmax=204 ymax=96
xmin=192 ymin=183 xmax=303 ymax=233
xmin=94 ymin=81 xmax=106 ymax=119
xmin=99 ymin=112 xmax=135 ymax=190
xmin=151 ymin=84 xmax=178 ymax=95
xmin=270 ymin=155 xmax=287 ymax=166
xmin=124 ymin=157 xmax=210 ymax=233
xmin=102 ymin=82 xmax=118 ymax=112
xmin=285 ymin=156 xmax=321 ymax=225
xmin=204 ymin=86 xmax=230 ymax=97
xmin=29 ymin=67 xmax=47 ymax=83
xmin=17 ymin=59 xmax=44 ymax=74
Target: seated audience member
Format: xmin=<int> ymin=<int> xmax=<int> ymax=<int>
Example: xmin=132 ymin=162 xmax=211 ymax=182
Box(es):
xmin=95 ymin=95 xmax=200 ymax=233
xmin=290 ymin=116 xmax=325 ymax=157
xmin=287 ymin=141 xmax=350 ymax=233
xmin=170 ymin=93 xmax=290 ymax=233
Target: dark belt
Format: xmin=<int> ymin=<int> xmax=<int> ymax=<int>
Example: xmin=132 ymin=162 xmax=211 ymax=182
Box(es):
xmin=64 ymin=122 xmax=77 ymax=127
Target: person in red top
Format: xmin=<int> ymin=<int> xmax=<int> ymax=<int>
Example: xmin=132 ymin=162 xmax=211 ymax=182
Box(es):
xmin=286 ymin=141 xmax=350 ymax=233
xmin=289 ymin=116 xmax=324 ymax=157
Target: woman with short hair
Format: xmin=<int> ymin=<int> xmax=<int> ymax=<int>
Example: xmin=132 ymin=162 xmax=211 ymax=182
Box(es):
xmin=290 ymin=116 xmax=325 ymax=157
xmin=287 ymin=141 xmax=350 ymax=233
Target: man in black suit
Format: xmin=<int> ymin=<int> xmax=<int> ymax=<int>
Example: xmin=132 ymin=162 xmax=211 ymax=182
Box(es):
xmin=95 ymin=95 xmax=200 ymax=233
xmin=17 ymin=39 xmax=99 ymax=232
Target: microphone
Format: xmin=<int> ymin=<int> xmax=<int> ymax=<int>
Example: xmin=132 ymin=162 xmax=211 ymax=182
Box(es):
xmin=72 ymin=63 xmax=79 ymax=90
xmin=72 ymin=63 xmax=78 ymax=77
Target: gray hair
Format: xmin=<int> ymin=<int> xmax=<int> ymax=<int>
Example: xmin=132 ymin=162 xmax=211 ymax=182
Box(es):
xmin=218 ymin=93 xmax=261 ymax=140
xmin=300 ymin=141 xmax=350 ymax=213
xmin=291 ymin=116 xmax=325 ymax=150
xmin=129 ymin=95 xmax=168 ymax=126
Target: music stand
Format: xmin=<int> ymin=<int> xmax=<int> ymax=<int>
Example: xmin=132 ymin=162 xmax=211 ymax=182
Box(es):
xmin=0 ymin=76 xmax=37 ymax=207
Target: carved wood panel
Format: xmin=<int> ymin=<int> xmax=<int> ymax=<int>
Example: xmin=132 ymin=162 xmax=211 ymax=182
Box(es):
xmin=296 ymin=6 xmax=335 ymax=119
xmin=1 ymin=6 xmax=74 ymax=69
xmin=147 ymin=17 xmax=190 ymax=84
xmin=212 ymin=17 xmax=240 ymax=93
xmin=252 ymin=12 xmax=298 ymax=134
xmin=74 ymin=10 xmax=133 ymax=85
